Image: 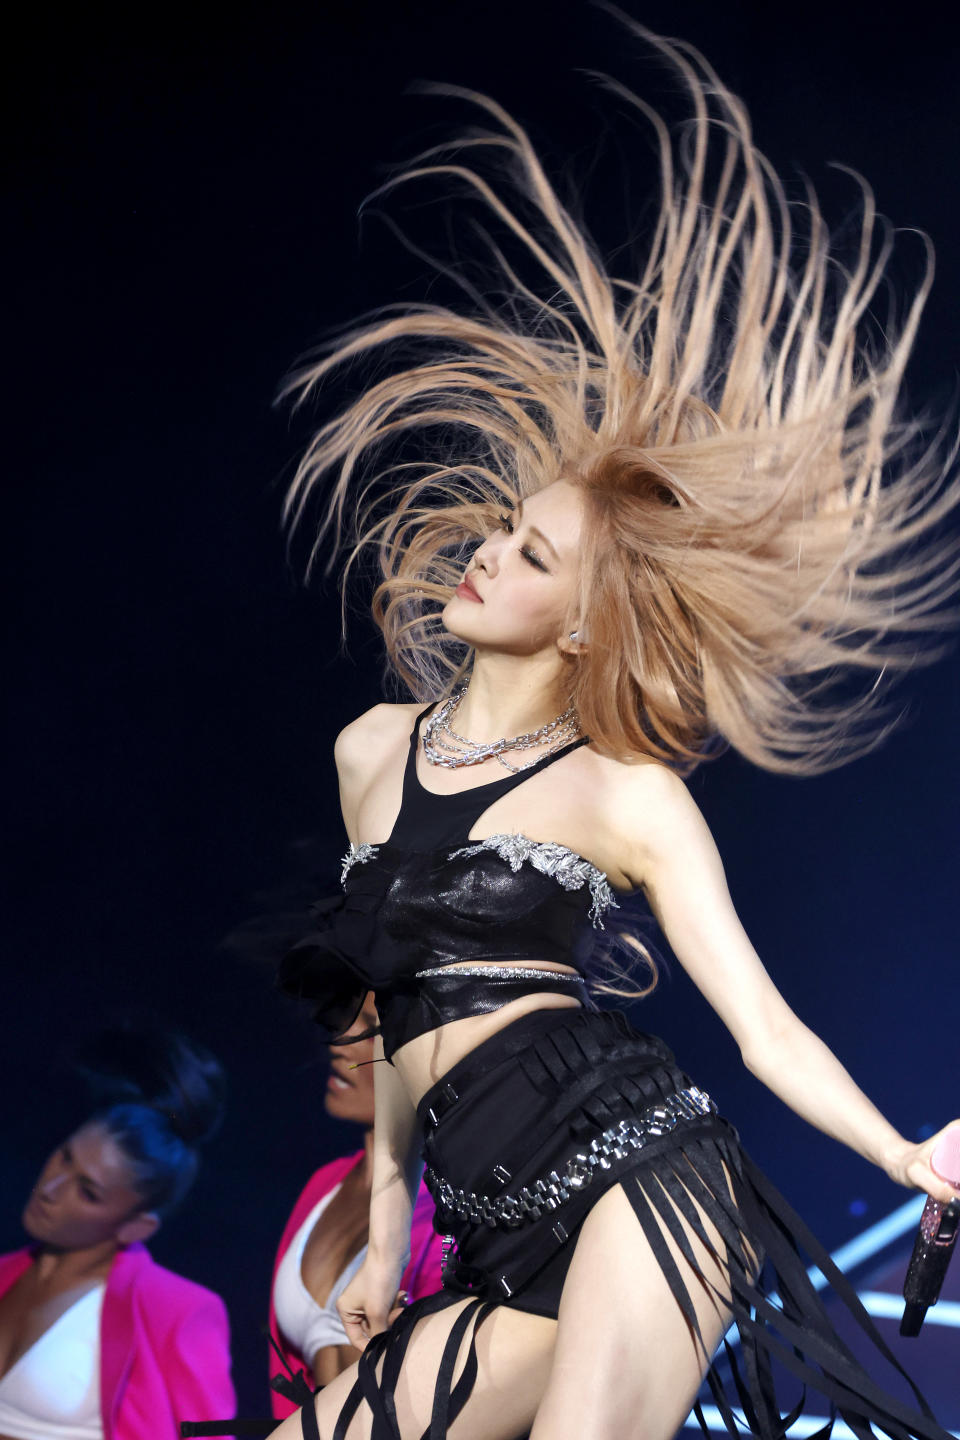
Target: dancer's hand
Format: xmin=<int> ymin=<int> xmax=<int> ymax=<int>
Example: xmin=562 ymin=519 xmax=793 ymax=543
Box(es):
xmin=337 ymin=1254 xmax=407 ymax=1351
xmin=885 ymin=1121 xmax=960 ymax=1204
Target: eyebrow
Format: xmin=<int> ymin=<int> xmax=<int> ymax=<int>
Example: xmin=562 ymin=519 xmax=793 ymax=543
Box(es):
xmin=63 ymin=1142 xmax=104 ymax=1196
xmin=528 ymin=525 xmax=560 ymax=562
xmin=514 ymin=500 xmax=560 ymax=562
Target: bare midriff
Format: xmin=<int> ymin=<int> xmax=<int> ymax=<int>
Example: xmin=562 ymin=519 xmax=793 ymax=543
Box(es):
xmin=390 ymin=958 xmax=584 ymax=1109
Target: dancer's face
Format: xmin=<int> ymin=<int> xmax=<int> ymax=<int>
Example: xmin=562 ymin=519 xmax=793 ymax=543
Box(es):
xmin=443 ymin=481 xmax=583 ymax=655
xmin=324 ymin=996 xmax=378 ymax=1127
xmin=22 ymin=1122 xmax=157 ymax=1250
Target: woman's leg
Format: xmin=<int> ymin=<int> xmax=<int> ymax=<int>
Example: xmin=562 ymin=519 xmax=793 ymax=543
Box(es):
xmin=268 ymin=1296 xmax=557 ymax=1440
xmin=530 ymin=1179 xmax=734 ymax=1440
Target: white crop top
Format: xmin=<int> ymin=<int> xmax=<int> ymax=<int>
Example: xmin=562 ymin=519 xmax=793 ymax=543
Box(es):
xmin=273 ymin=1188 xmax=367 ymax=1366
xmin=0 ymin=1283 xmax=104 ymax=1440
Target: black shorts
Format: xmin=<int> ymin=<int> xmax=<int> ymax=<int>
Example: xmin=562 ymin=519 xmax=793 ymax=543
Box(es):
xmin=418 ymin=1006 xmax=733 ymax=1316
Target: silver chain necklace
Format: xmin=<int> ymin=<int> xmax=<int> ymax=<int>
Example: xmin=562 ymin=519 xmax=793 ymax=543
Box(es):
xmin=422 ymin=689 xmax=582 ymax=772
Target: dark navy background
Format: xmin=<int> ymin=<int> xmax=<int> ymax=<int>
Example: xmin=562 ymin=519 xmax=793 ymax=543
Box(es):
xmin=4 ymin=1 xmax=958 ymax=1417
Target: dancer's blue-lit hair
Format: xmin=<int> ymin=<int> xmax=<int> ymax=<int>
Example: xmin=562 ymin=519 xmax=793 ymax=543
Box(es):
xmin=77 ymin=1026 xmax=225 ymax=1216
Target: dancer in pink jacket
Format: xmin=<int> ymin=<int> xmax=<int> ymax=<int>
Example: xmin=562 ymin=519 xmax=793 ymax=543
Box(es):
xmin=0 ymin=1027 xmax=235 ymax=1439
xmin=0 ymin=1243 xmax=234 ymax=1440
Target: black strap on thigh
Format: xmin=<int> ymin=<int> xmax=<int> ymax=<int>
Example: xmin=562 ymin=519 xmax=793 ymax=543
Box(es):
xmin=300 ymin=1394 xmax=322 ymax=1440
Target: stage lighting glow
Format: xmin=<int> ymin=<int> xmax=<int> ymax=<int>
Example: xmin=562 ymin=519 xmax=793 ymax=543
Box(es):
xmin=857 ymin=1290 xmax=960 ymax=1327
xmin=715 ymin=1193 xmax=926 ymax=1352
xmin=683 ymin=1406 xmax=960 ymax=1437
xmin=815 ymin=1194 xmax=925 ymax=1287
xmin=687 ymin=1194 xmax=959 ymax=1433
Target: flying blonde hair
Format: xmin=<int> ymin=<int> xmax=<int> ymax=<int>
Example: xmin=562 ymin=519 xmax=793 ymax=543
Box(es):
xmin=282 ymin=22 xmax=958 ymax=777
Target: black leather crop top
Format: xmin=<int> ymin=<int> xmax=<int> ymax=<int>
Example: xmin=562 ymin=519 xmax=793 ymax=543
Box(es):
xmin=279 ymin=707 xmax=621 ymax=1062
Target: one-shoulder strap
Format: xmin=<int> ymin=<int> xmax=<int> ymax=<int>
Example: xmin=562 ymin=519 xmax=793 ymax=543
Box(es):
xmin=383 ymin=704 xmax=441 ymax=848
xmin=407 ymin=703 xmax=435 ymax=763
xmin=388 ymin=704 xmax=588 ymax=850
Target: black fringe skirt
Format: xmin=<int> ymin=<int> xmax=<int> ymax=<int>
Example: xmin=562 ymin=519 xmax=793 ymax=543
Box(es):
xmin=318 ymin=1007 xmax=948 ymax=1440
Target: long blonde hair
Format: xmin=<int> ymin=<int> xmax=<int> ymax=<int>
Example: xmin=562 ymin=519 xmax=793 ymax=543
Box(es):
xmin=282 ymin=24 xmax=958 ymax=776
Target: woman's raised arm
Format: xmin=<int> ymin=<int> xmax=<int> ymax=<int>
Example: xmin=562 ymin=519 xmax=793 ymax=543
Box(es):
xmin=613 ymin=763 xmax=960 ymax=1206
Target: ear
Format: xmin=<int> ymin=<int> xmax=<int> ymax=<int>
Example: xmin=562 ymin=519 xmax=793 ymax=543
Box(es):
xmin=557 ymin=627 xmax=588 ymax=657
xmin=116 ymin=1210 xmax=161 ymax=1247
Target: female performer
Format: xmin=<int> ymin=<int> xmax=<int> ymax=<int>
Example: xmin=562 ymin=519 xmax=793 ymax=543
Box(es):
xmin=271 ymin=25 xmax=960 ymax=1440
xmin=0 ymin=1026 xmax=234 ymax=1440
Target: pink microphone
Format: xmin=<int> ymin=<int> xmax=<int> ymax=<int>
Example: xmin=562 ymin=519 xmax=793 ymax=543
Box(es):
xmin=900 ymin=1127 xmax=960 ymax=1337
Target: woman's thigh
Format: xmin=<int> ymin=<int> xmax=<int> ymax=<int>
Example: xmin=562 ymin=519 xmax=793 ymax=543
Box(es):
xmin=270 ymin=1297 xmax=557 ymax=1440
xmin=531 ymin=1179 xmax=734 ymax=1440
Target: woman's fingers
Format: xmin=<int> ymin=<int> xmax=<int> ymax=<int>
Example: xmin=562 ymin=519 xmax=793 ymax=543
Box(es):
xmin=339 ymin=1309 xmax=369 ymax=1351
xmin=339 ymin=1304 xmax=392 ymax=1350
xmin=900 ymin=1123 xmax=960 ymax=1203
xmin=336 ymin=1258 xmax=409 ymax=1349
xmin=909 ymin=1159 xmax=959 ymax=1205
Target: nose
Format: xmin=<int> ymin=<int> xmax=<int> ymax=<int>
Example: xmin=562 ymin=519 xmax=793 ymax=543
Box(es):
xmin=37 ymin=1166 xmax=68 ymax=1202
xmin=471 ymin=532 xmax=500 ymax=575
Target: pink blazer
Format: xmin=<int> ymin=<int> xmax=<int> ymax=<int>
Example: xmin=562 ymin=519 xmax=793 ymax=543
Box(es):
xmin=268 ymin=1151 xmax=445 ymax=1418
xmin=0 ymin=1244 xmax=235 ymax=1440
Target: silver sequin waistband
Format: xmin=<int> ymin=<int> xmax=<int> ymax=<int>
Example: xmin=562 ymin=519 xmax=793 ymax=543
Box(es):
xmin=424 ymin=1085 xmax=717 ymax=1230
xmin=415 ymin=964 xmax=586 ymax=985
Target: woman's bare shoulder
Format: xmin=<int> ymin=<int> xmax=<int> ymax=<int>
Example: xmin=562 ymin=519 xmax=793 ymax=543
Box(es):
xmin=583 ymin=747 xmax=701 ymax=836
xmin=578 ymin=749 xmax=709 ymax=889
xmin=334 ymin=702 xmax=425 ymax=776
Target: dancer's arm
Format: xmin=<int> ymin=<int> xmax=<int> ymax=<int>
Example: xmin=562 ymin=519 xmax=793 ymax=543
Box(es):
xmin=367 ymin=1034 xmax=424 ymax=1268
xmin=614 ymin=763 xmax=960 ymax=1205
xmin=334 ymin=1038 xmax=423 ymax=1348
xmin=332 ymin=708 xmax=427 ymax=1345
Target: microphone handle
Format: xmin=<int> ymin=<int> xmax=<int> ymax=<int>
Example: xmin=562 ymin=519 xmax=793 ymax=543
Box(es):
xmin=899 ymin=1196 xmax=960 ymax=1337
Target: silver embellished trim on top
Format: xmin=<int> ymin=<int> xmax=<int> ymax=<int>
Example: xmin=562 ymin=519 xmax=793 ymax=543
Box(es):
xmin=425 ymin=1086 xmax=716 ymax=1230
xmin=415 ymin=964 xmax=586 ymax=985
xmin=340 ymin=841 xmax=379 ymax=887
xmin=448 ymin=833 xmax=618 ymax=928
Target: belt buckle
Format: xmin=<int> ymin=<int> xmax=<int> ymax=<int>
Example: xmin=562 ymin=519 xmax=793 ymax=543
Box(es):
xmin=427 ymin=1080 xmax=460 ymax=1129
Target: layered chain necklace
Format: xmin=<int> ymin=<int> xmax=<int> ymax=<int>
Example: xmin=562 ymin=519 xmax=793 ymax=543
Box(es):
xmin=422 ymin=689 xmax=582 ymax=772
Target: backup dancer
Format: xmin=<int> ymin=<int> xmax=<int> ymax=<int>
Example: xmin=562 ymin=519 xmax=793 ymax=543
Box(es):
xmin=272 ymin=25 xmax=960 ymax=1440
xmin=0 ymin=1026 xmax=234 ymax=1440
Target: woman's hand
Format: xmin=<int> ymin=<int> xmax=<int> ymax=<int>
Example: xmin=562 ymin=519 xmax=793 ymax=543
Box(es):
xmin=336 ymin=1253 xmax=409 ymax=1351
xmin=884 ymin=1122 xmax=960 ymax=1204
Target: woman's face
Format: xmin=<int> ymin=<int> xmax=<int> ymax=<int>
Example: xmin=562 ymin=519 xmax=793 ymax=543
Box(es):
xmin=324 ymin=997 xmax=378 ymax=1127
xmin=442 ymin=481 xmax=584 ymax=655
xmin=22 ymin=1122 xmax=150 ymax=1251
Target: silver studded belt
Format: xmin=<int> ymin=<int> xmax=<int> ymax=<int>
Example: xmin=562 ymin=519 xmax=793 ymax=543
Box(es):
xmin=424 ymin=1085 xmax=717 ymax=1230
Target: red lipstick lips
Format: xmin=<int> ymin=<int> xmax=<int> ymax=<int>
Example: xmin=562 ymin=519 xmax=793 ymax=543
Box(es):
xmin=455 ymin=574 xmax=483 ymax=602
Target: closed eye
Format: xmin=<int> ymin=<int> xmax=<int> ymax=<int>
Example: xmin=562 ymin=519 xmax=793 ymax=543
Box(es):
xmin=497 ymin=512 xmax=549 ymax=572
